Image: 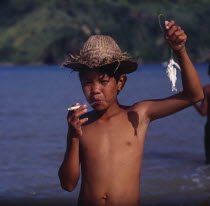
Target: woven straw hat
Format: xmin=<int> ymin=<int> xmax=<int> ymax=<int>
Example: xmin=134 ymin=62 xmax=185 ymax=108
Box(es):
xmin=63 ymin=35 xmax=138 ymax=74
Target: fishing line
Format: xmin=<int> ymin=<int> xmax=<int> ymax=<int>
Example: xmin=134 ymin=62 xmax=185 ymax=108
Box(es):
xmin=158 ymin=14 xmax=166 ymax=32
xmin=158 ymin=14 xmax=173 ymax=59
xmin=158 ymin=14 xmax=181 ymax=92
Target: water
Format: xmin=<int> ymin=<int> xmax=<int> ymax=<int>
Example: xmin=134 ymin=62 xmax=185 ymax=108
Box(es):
xmin=1 ymin=64 xmax=210 ymax=206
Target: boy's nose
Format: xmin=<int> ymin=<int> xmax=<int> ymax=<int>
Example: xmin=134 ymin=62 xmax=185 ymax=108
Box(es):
xmin=91 ymin=83 xmax=101 ymax=94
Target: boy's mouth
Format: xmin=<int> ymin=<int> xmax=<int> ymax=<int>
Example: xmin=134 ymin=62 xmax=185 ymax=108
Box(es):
xmin=90 ymin=99 xmax=102 ymax=105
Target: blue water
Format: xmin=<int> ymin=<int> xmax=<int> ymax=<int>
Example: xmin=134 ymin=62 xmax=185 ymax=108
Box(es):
xmin=1 ymin=64 xmax=210 ymax=205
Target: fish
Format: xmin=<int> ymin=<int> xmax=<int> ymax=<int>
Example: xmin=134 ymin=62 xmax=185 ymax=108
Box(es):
xmin=166 ymin=58 xmax=181 ymax=92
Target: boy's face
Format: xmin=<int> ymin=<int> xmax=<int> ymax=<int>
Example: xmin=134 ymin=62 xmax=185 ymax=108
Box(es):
xmin=80 ymin=70 xmax=125 ymax=111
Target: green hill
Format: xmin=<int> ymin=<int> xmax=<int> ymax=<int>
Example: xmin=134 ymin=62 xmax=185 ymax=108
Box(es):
xmin=0 ymin=0 xmax=210 ymax=64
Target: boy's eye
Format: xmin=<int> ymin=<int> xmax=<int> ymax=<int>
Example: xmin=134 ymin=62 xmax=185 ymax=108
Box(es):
xmin=101 ymin=80 xmax=109 ymax=83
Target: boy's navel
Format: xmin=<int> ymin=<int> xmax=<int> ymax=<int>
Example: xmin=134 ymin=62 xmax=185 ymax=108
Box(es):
xmin=102 ymin=194 xmax=108 ymax=199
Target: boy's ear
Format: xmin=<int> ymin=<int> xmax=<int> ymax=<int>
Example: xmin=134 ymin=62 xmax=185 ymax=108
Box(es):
xmin=117 ymin=74 xmax=127 ymax=92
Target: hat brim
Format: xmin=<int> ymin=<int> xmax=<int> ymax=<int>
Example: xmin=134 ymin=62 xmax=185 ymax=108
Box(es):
xmin=63 ymin=60 xmax=138 ymax=74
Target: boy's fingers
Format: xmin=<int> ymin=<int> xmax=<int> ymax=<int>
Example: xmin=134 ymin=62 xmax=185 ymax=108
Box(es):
xmin=165 ymin=20 xmax=175 ymax=30
xmin=73 ymin=103 xmax=80 ymax=106
xmin=169 ymin=20 xmax=175 ymax=27
xmin=67 ymin=103 xmax=80 ymax=115
xmin=77 ymin=118 xmax=89 ymax=127
xmin=167 ymin=25 xmax=179 ymax=37
xmin=170 ymin=30 xmax=185 ymax=41
xmin=71 ymin=116 xmax=88 ymax=130
xmin=69 ymin=106 xmax=87 ymax=123
xmin=74 ymin=108 xmax=87 ymax=119
xmin=75 ymin=104 xmax=87 ymax=112
xmin=177 ymin=26 xmax=182 ymax=31
xmin=71 ymin=119 xmax=80 ymax=127
xmin=74 ymin=105 xmax=87 ymax=116
xmin=69 ymin=104 xmax=86 ymax=114
xmin=70 ymin=103 xmax=80 ymax=109
xmin=174 ymin=33 xmax=187 ymax=41
xmin=175 ymin=35 xmax=187 ymax=44
xmin=175 ymin=30 xmax=184 ymax=36
xmin=165 ymin=20 xmax=169 ymax=29
xmin=67 ymin=104 xmax=85 ymax=117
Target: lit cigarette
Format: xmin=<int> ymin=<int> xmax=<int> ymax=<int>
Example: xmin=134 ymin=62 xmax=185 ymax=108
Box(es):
xmin=67 ymin=105 xmax=81 ymax=111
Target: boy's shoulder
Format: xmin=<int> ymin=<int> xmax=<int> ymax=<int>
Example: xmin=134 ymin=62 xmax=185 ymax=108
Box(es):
xmin=82 ymin=103 xmax=146 ymax=115
xmin=81 ymin=102 xmax=148 ymax=122
xmin=128 ymin=101 xmax=151 ymax=113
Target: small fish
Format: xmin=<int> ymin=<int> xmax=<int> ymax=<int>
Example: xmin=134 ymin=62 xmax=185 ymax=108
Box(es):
xmin=166 ymin=58 xmax=181 ymax=92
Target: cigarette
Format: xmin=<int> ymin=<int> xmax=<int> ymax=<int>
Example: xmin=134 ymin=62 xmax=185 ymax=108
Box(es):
xmin=67 ymin=105 xmax=81 ymax=111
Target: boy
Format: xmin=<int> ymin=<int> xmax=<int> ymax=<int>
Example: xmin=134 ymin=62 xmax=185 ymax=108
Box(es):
xmin=194 ymin=64 xmax=210 ymax=164
xmin=59 ymin=20 xmax=204 ymax=206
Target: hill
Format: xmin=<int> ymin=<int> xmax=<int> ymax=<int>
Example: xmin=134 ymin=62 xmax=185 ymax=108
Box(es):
xmin=0 ymin=0 xmax=210 ymax=64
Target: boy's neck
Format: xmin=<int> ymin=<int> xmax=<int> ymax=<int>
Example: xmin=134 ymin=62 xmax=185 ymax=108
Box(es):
xmin=94 ymin=101 xmax=123 ymax=121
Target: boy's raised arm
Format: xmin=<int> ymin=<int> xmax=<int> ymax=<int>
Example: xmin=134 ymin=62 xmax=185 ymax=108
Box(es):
xmin=135 ymin=20 xmax=204 ymax=122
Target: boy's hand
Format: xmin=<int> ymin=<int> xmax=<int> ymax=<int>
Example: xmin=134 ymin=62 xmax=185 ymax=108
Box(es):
xmin=165 ymin=20 xmax=187 ymax=52
xmin=67 ymin=103 xmax=88 ymax=138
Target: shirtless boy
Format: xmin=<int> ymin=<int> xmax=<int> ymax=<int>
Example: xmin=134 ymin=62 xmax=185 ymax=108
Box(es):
xmin=194 ymin=64 xmax=210 ymax=164
xmin=59 ymin=20 xmax=204 ymax=206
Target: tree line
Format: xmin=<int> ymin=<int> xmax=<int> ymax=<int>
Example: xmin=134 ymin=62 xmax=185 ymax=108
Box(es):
xmin=0 ymin=0 xmax=210 ymax=65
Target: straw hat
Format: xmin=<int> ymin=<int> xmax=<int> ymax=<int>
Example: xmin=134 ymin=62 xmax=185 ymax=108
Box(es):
xmin=63 ymin=35 xmax=138 ymax=74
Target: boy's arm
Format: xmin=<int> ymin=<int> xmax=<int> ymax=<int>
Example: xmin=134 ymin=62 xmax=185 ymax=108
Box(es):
xmin=194 ymin=87 xmax=208 ymax=116
xmin=58 ymin=104 xmax=88 ymax=191
xmin=135 ymin=20 xmax=204 ymax=122
xmin=58 ymin=133 xmax=80 ymax=192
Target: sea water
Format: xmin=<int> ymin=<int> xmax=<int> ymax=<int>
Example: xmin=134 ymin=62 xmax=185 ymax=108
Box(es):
xmin=0 ymin=64 xmax=210 ymax=206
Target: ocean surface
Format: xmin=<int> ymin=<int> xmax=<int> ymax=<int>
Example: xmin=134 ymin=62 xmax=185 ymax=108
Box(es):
xmin=1 ymin=64 xmax=210 ymax=206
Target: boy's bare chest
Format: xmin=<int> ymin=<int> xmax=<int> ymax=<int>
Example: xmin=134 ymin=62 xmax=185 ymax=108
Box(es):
xmin=80 ymin=115 xmax=148 ymax=160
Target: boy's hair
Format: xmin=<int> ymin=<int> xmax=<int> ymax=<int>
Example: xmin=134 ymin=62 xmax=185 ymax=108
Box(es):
xmin=78 ymin=69 xmax=122 ymax=83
